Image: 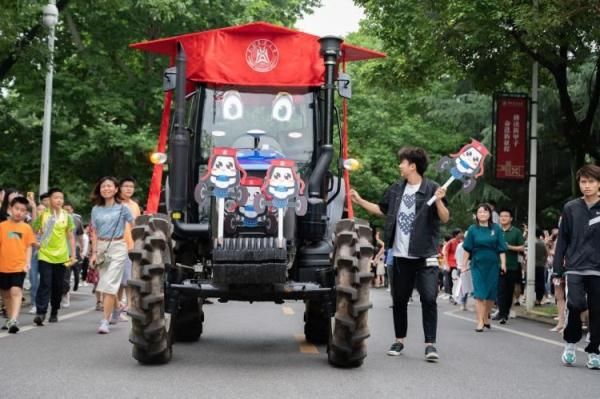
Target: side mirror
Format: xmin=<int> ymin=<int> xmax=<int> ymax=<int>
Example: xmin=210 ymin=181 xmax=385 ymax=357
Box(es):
xmin=163 ymin=66 xmax=176 ymax=92
xmin=337 ymin=72 xmax=351 ymax=99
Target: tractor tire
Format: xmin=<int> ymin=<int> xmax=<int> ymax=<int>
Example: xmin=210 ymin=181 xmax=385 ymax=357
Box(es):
xmin=128 ymin=214 xmax=174 ymax=365
xmin=303 ymin=300 xmax=329 ymax=345
xmin=328 ymin=218 xmax=373 ymax=368
xmin=174 ymin=297 xmax=204 ymax=342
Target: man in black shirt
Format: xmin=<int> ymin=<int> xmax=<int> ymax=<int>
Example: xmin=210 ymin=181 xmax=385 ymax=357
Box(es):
xmin=553 ymin=164 xmax=600 ymax=369
xmin=351 ymin=146 xmax=449 ymax=362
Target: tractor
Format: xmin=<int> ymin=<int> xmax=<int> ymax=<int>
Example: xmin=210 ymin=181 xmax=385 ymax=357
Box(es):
xmin=128 ymin=22 xmax=384 ymax=368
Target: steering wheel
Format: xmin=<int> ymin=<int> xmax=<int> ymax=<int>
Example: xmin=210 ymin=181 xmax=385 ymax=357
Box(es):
xmin=231 ymin=131 xmax=284 ymax=154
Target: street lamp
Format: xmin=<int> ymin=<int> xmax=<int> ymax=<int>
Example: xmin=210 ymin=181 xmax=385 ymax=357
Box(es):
xmin=39 ymin=1 xmax=59 ymax=194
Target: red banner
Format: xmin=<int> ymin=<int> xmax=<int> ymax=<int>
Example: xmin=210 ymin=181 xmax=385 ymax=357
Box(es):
xmin=495 ymin=95 xmax=528 ymax=180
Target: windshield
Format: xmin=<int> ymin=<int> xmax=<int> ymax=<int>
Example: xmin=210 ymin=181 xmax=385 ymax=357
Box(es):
xmin=199 ymin=86 xmax=315 ymax=170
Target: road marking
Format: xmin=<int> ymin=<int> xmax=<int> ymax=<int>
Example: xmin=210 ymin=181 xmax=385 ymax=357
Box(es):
xmin=444 ymin=310 xmax=585 ymax=353
xmin=0 ymin=307 xmax=95 ymax=339
xmin=282 ymin=306 xmax=295 ymax=316
xmin=294 ymin=334 xmax=319 ymax=354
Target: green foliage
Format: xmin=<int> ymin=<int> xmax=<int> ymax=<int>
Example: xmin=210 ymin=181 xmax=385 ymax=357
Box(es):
xmin=356 ymin=0 xmax=600 ymax=172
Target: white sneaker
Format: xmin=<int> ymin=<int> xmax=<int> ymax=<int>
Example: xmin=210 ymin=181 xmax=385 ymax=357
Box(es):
xmin=562 ymin=343 xmax=576 ymax=366
xmin=587 ymin=353 xmax=600 ymax=370
xmin=28 ymin=306 xmax=37 ymax=314
xmin=82 ymin=281 xmax=89 ymax=287
xmin=97 ymin=319 xmax=110 ymax=334
xmin=61 ymin=293 xmax=70 ymax=308
xmin=509 ymin=310 xmax=516 ymax=319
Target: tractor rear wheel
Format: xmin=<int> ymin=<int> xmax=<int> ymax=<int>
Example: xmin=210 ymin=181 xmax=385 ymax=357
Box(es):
xmin=303 ymin=300 xmax=329 ymax=345
xmin=128 ymin=214 xmax=173 ymax=364
xmin=174 ymin=297 xmax=204 ymax=342
xmin=328 ymin=219 xmax=373 ymax=368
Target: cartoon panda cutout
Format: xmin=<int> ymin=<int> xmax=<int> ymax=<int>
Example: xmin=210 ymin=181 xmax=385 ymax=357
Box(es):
xmin=436 ymin=139 xmax=489 ymax=193
xmin=256 ymin=159 xmax=307 ymax=215
xmin=254 ymin=159 xmax=307 ymax=247
xmin=195 ymin=147 xmax=246 ymax=202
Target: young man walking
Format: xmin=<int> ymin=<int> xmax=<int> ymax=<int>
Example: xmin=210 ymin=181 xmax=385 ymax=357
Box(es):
xmin=350 ymin=146 xmax=449 ymax=362
xmin=494 ymin=209 xmax=524 ymax=324
xmin=554 ymin=164 xmax=600 ymax=369
xmin=0 ymin=197 xmax=37 ymax=333
xmin=32 ymin=188 xmax=76 ymax=325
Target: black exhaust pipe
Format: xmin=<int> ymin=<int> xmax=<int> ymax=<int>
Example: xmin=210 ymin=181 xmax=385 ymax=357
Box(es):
xmin=308 ymin=36 xmax=342 ymax=198
xmin=169 ymin=43 xmax=189 ymax=214
xmin=300 ymin=36 xmax=342 ymax=241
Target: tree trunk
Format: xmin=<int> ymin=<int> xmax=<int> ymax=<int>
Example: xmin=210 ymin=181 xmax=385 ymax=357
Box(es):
xmin=569 ymin=140 xmax=587 ymax=197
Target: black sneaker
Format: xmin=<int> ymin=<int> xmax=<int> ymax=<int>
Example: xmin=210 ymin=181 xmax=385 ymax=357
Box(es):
xmin=8 ymin=320 xmax=19 ymax=334
xmin=387 ymin=342 xmax=404 ymax=356
xmin=49 ymin=314 xmax=58 ymax=323
xmin=499 ymin=318 xmax=507 ymax=325
xmin=34 ymin=315 xmax=45 ymax=326
xmin=425 ymin=345 xmax=440 ymax=362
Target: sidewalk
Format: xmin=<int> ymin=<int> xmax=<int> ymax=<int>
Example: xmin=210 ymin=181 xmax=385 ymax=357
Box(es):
xmin=514 ymin=304 xmax=557 ymax=326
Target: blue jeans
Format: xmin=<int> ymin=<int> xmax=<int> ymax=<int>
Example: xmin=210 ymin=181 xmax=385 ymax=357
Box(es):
xmin=29 ymin=251 xmax=40 ymax=305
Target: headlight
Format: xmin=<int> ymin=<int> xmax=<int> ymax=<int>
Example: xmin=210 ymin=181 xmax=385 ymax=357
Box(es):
xmin=150 ymin=152 xmax=168 ymax=165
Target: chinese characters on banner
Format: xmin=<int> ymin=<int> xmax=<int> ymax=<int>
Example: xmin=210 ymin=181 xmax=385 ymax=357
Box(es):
xmin=495 ymin=94 xmax=528 ymax=180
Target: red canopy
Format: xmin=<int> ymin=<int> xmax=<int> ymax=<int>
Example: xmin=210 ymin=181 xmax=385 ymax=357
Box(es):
xmin=130 ymin=21 xmax=385 ymax=87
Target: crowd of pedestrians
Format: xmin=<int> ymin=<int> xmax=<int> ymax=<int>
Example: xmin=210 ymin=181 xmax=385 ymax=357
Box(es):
xmin=1 ymin=150 xmax=599 ymax=372
xmin=0 ymin=176 xmax=140 ymax=335
xmin=352 ymin=146 xmax=600 ymax=371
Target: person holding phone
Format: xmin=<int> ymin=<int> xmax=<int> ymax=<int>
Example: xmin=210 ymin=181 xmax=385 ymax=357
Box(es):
xmin=461 ymin=203 xmax=507 ymax=332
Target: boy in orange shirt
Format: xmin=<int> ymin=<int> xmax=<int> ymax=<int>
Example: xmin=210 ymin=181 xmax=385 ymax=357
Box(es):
xmin=0 ymin=197 xmax=37 ymax=333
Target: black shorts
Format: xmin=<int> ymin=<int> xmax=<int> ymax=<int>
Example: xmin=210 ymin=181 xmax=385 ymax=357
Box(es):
xmin=0 ymin=272 xmax=26 ymax=290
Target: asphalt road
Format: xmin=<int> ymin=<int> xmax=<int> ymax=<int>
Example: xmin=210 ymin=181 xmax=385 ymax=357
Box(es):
xmin=1 ymin=286 xmax=598 ymax=399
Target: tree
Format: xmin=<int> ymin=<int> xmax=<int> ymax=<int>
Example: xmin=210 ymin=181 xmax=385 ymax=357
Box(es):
xmin=355 ymin=0 xmax=600 ymax=176
xmin=0 ymin=0 xmax=319 ymax=211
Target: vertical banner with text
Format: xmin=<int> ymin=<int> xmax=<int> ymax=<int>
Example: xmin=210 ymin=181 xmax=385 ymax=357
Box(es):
xmin=494 ymin=94 xmax=529 ymax=180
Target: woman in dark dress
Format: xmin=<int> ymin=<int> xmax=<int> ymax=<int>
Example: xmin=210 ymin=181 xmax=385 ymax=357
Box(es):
xmin=461 ymin=203 xmax=507 ymax=332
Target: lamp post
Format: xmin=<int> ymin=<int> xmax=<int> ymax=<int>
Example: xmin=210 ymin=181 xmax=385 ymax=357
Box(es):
xmin=39 ymin=1 xmax=59 ymax=194
xmin=525 ymin=0 xmax=539 ymax=311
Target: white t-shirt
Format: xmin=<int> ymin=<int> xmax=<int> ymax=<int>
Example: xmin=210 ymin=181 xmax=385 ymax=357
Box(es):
xmin=392 ymin=183 xmax=420 ymax=258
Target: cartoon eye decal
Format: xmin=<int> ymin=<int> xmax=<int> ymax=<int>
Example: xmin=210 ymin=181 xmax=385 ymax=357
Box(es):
xmin=226 ymin=161 xmax=234 ymax=170
xmin=466 ymin=150 xmax=472 ymax=157
xmin=274 ymin=172 xmax=281 ymax=179
xmin=215 ymin=161 xmax=223 ymax=169
xmin=284 ymin=173 xmax=292 ymax=180
xmin=272 ymin=92 xmax=294 ymax=122
xmin=223 ymin=90 xmax=243 ymax=120
xmin=473 ymin=156 xmax=480 ymax=163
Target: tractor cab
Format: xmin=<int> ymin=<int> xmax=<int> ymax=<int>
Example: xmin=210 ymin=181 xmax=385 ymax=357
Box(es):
xmin=128 ymin=22 xmax=384 ymax=368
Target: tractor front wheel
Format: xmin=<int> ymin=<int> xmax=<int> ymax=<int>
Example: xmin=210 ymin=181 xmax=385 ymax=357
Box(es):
xmin=128 ymin=215 xmax=173 ymax=364
xmin=328 ymin=219 xmax=373 ymax=368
